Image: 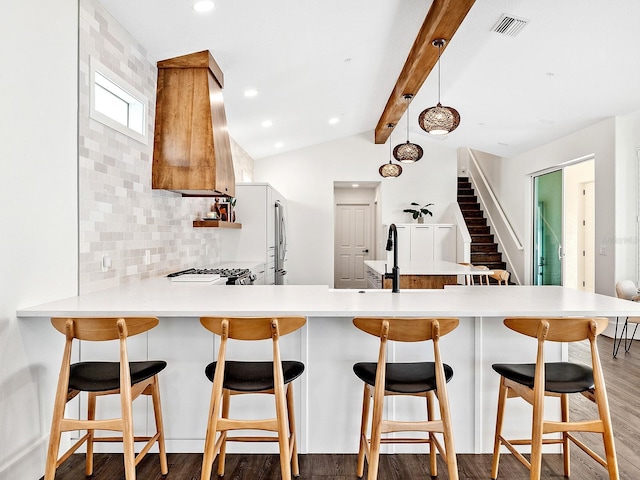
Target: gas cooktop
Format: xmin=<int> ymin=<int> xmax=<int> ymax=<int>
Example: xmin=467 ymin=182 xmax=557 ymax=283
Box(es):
xmin=168 ymin=267 xmax=257 ymax=285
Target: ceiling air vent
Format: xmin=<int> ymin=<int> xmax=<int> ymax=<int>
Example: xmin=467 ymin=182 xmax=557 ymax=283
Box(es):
xmin=491 ymin=14 xmax=529 ymax=37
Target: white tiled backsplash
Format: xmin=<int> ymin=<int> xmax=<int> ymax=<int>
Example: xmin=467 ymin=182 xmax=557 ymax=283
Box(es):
xmin=78 ymin=0 xmax=252 ymax=294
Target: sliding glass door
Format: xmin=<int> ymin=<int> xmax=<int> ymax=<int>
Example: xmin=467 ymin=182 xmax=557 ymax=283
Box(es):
xmin=533 ymin=170 xmax=563 ymax=285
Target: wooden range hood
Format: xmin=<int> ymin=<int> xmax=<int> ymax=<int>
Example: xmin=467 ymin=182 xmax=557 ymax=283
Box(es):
xmin=152 ymin=50 xmax=235 ymax=197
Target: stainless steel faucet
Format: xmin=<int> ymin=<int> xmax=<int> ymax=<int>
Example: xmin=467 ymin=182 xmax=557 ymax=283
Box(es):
xmin=385 ymin=224 xmax=400 ymax=293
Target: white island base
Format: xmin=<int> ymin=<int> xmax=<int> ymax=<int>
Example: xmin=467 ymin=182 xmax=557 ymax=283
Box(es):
xmin=18 ymin=282 xmax=640 ymax=457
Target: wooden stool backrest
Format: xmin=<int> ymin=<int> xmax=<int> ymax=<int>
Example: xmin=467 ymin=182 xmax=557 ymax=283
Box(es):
xmin=353 ymin=317 xmax=459 ymax=342
xmin=503 ymin=317 xmax=608 ymax=343
xmin=200 ymin=316 xmax=306 ymax=341
xmin=51 ymin=316 xmax=159 ymax=341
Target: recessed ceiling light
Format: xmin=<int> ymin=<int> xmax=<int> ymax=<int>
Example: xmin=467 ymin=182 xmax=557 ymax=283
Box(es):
xmin=262 ymin=120 xmax=273 ymax=128
xmin=274 ymin=142 xmax=284 ymax=149
xmin=244 ymin=89 xmax=258 ymax=97
xmin=192 ymin=1 xmax=214 ymax=13
xmin=329 ymin=117 xmax=340 ymax=125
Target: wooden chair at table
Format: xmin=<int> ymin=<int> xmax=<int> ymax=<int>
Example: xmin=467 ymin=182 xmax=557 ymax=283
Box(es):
xmin=352 ymin=317 xmax=460 ymax=480
xmin=199 ymin=316 xmax=306 ymax=480
xmin=490 ymin=317 xmax=618 ymax=480
xmin=458 ymin=262 xmax=476 ymax=285
xmin=489 ymin=269 xmax=510 ymax=285
xmin=474 ymin=265 xmax=491 ymax=285
xmin=45 ymin=317 xmax=168 ymax=480
xmin=613 ymin=280 xmax=640 ymax=357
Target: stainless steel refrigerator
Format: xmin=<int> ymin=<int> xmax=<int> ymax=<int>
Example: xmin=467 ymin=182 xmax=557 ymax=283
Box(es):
xmin=222 ymin=183 xmax=288 ymax=285
xmin=274 ymin=199 xmax=287 ymax=285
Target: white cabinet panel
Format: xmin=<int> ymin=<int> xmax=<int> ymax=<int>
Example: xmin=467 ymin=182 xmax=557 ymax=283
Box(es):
xmin=410 ymin=225 xmax=435 ymax=262
xmin=385 ymin=224 xmax=456 ymax=264
xmin=434 ymin=225 xmax=457 ymax=262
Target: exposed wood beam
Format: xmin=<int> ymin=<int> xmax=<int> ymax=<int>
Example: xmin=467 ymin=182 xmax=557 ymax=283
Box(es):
xmin=374 ymin=0 xmax=476 ymax=144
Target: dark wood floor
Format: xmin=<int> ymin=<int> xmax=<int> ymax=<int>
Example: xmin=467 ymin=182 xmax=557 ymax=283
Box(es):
xmin=44 ymin=336 xmax=640 ymax=480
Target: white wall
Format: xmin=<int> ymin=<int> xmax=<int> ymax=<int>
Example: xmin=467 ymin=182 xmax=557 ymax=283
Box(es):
xmin=473 ymin=118 xmax=617 ymax=292
xmin=0 ymin=1 xmax=78 ymax=478
xmin=254 ymin=132 xmax=457 ymax=285
xmin=614 ymin=111 xmax=640 ymax=284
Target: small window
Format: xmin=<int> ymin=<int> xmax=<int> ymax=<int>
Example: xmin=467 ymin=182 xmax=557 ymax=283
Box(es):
xmin=89 ymin=57 xmax=148 ymax=144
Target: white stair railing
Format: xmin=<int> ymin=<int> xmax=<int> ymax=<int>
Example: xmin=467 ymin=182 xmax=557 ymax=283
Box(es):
xmin=466 ymin=149 xmax=524 ymax=285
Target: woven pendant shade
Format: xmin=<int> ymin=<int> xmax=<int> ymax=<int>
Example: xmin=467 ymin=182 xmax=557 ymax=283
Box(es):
xmin=418 ymin=39 xmax=460 ymax=135
xmin=379 ymin=124 xmax=402 ymax=178
xmin=379 ymin=161 xmax=403 ymax=178
xmin=393 ymin=94 xmax=423 ymax=163
xmin=418 ymin=103 xmax=460 ymax=135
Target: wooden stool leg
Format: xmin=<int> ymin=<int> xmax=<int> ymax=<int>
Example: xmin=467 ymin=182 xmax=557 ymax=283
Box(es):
xmin=437 ymin=386 xmax=458 ymax=480
xmin=529 ymin=392 xmax=544 ymax=480
xmin=121 ymin=391 xmax=136 ymax=480
xmin=201 ymin=387 xmax=222 ymax=480
xmin=275 ymin=380 xmax=292 ymax=480
xmin=356 ymin=384 xmax=371 ymax=478
xmin=216 ymin=389 xmax=231 ymax=476
xmin=561 ymin=393 xmax=570 ymax=477
xmin=491 ymin=377 xmax=508 ymax=479
xmin=86 ymin=393 xmax=97 ymax=476
xmin=366 ymin=386 xmax=384 ymax=480
xmin=286 ymin=383 xmax=300 ymax=476
xmin=426 ymin=391 xmax=437 ymax=476
xmin=151 ymin=378 xmax=168 ymax=475
xmin=594 ymin=381 xmax=620 ymax=479
xmin=44 ymin=399 xmax=66 ymax=480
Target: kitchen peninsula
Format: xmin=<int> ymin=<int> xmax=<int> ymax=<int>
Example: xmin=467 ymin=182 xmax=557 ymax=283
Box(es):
xmin=18 ymin=281 xmax=640 ymax=456
xmin=365 ymin=260 xmax=490 ymax=289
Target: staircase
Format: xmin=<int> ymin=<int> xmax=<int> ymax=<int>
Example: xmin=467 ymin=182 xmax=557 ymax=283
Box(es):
xmin=457 ymin=177 xmax=507 ymax=273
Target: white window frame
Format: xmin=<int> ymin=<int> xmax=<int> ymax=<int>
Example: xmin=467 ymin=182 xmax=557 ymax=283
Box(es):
xmin=89 ymin=56 xmax=148 ymax=144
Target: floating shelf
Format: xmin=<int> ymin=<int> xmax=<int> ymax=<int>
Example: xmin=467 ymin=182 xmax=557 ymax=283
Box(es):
xmin=193 ymin=220 xmax=242 ymax=229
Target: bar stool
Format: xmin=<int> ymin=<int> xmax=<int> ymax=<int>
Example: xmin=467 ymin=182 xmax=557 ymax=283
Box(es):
xmin=199 ymin=316 xmax=306 ymax=480
xmin=45 ymin=317 xmax=168 ymax=480
xmin=352 ymin=317 xmax=459 ymax=480
xmin=490 ymin=317 xmax=618 ymax=480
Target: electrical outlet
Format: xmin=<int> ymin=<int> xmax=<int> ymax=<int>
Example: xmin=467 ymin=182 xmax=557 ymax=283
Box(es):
xmin=599 ymin=245 xmax=607 ymax=255
xmin=101 ymin=254 xmax=111 ymax=272
xmin=144 ymin=249 xmax=151 ymax=265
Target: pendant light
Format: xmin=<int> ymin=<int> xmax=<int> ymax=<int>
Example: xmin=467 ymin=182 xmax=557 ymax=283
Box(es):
xmin=418 ymin=38 xmax=460 ymax=135
xmin=393 ymin=94 xmax=424 ymax=163
xmin=379 ymin=124 xmax=402 ymax=178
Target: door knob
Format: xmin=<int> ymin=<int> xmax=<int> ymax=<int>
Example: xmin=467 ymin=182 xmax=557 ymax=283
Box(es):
xmin=362 ymin=249 xmax=369 ymax=253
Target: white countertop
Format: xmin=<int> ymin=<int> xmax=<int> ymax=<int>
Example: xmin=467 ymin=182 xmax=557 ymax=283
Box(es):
xmin=16 ymin=278 xmax=640 ymax=318
xmin=365 ymin=260 xmax=493 ymax=276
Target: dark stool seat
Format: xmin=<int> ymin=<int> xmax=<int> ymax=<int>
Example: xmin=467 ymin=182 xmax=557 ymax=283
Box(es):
xmin=492 ymin=362 xmax=593 ymax=394
xmin=353 ymin=361 xmax=453 ymax=394
xmin=70 ymin=361 xmax=167 ymax=392
xmin=205 ymin=360 xmax=304 ymax=392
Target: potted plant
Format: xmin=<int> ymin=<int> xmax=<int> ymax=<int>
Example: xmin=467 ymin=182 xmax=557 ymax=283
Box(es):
xmin=403 ymin=202 xmax=434 ymax=224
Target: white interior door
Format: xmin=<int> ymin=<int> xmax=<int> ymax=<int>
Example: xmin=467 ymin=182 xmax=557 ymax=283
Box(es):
xmin=334 ymin=203 xmax=372 ymax=289
xmin=579 ymin=181 xmax=595 ymax=291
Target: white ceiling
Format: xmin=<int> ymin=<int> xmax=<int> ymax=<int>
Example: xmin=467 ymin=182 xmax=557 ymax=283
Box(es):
xmin=98 ymin=0 xmax=640 ymax=160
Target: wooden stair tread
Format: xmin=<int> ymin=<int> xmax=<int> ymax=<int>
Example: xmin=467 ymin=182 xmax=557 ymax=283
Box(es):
xmin=457 ymin=176 xmax=511 ymax=283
